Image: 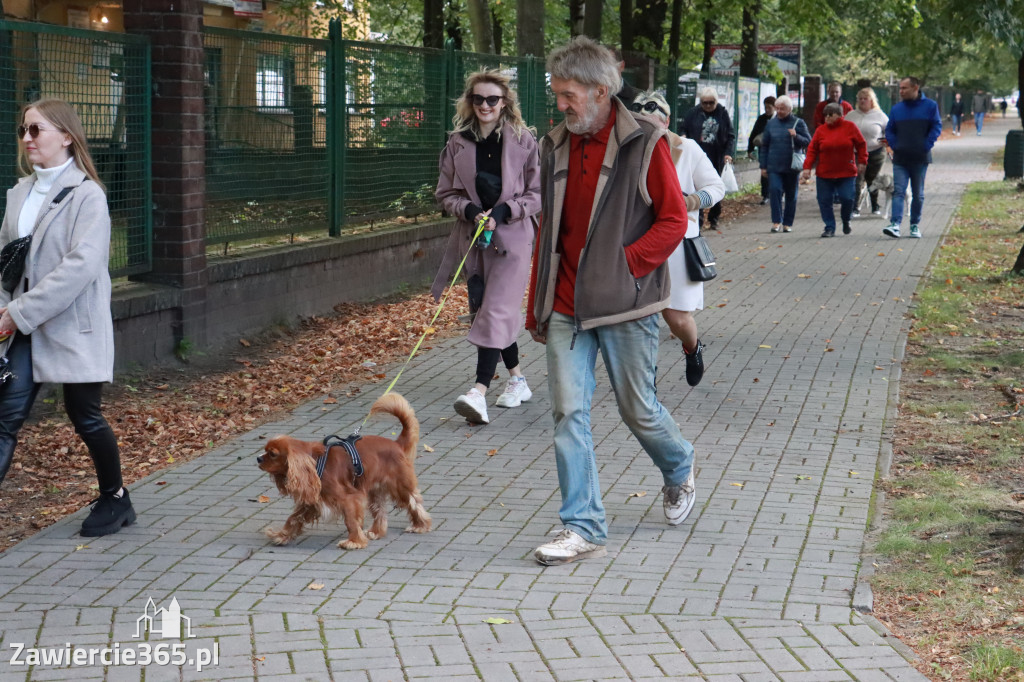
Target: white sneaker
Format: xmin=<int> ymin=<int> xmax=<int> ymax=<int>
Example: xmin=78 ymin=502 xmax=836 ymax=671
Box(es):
xmin=495 ymin=377 xmax=533 ymax=408
xmin=882 ymin=223 xmax=900 ymax=239
xmin=662 ymin=471 xmax=696 ymax=525
xmin=454 ymin=388 xmax=489 ymax=424
xmin=534 ymin=528 xmax=607 ymax=565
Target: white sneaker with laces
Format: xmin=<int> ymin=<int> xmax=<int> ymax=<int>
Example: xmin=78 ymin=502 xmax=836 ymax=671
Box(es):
xmin=662 ymin=471 xmax=696 ymax=525
xmin=533 ymin=528 xmax=607 ymax=565
xmin=454 ymin=388 xmax=489 ymax=424
xmin=495 ymin=376 xmax=533 ymax=408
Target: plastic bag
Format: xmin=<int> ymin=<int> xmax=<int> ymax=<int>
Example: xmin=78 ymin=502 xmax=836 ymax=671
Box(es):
xmin=721 ymin=161 xmax=739 ymax=193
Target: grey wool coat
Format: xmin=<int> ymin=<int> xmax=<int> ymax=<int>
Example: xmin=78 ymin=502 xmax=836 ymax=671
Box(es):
xmin=0 ymin=162 xmax=115 ymax=383
xmin=432 ymin=123 xmax=541 ymax=349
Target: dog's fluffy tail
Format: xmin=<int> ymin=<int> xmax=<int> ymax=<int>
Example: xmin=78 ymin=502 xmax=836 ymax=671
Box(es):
xmin=369 ymin=392 xmax=419 ymax=461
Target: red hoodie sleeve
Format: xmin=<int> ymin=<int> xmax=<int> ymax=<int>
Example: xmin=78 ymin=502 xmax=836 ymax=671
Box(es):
xmin=623 ymin=137 xmax=688 ymax=278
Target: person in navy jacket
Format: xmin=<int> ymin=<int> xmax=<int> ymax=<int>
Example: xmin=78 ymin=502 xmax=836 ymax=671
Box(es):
xmin=882 ymin=77 xmax=942 ymax=239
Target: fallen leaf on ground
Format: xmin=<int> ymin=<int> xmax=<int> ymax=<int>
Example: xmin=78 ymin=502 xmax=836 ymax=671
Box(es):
xmin=485 ymin=617 xmax=514 ymax=624
xmin=487 ymin=449 xmax=498 ymax=456
xmin=627 ymin=491 xmax=647 ymax=499
xmin=308 ymin=582 xmax=325 ymax=590
xmin=731 ymin=482 xmax=745 ymax=488
xmin=423 ymin=445 xmax=434 ymax=452
xmin=257 ymin=495 xmax=270 ymax=503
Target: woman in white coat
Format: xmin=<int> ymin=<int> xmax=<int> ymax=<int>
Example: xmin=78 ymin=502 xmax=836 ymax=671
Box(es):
xmin=631 ymin=92 xmax=725 ymax=387
xmin=0 ymin=98 xmax=133 ymax=537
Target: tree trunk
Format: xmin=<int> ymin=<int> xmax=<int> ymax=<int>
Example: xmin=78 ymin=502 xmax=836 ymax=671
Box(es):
xmin=1012 ymin=241 xmax=1024 ymax=275
xmin=467 ymin=0 xmax=495 ymax=53
xmin=423 ymin=0 xmax=445 ymax=49
xmin=491 ymin=6 xmax=502 ymax=54
xmin=516 ymin=0 xmax=545 ymax=57
xmin=569 ymin=0 xmax=584 ymax=37
xmin=669 ymin=0 xmax=682 ymax=62
xmin=1019 ymin=51 xmax=1024 ymax=130
xmin=620 ymin=0 xmax=634 ymax=53
xmin=701 ymin=17 xmax=717 ymax=78
xmin=740 ymin=2 xmax=760 ymax=78
xmin=583 ymin=0 xmax=602 ymax=40
xmin=633 ymin=0 xmax=667 ymax=56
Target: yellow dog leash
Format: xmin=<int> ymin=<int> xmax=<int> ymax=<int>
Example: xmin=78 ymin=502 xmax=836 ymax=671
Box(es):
xmin=351 ymin=216 xmax=490 ymax=435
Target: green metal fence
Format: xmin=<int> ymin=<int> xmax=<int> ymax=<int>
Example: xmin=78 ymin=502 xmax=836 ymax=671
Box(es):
xmin=203 ymin=27 xmax=329 ymax=243
xmin=0 ymin=19 xmax=151 ymax=277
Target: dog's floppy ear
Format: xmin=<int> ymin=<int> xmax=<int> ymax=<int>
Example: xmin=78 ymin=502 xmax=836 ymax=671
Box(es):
xmin=284 ymin=440 xmax=322 ymax=506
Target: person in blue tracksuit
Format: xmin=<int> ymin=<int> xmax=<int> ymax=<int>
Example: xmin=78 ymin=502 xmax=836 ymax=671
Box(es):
xmin=882 ymin=77 xmax=942 ymax=239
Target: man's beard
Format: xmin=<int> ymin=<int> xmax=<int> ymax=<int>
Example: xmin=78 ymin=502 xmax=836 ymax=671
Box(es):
xmin=565 ymin=93 xmax=601 ymax=135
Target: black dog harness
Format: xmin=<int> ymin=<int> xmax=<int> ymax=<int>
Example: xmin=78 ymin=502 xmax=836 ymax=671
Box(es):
xmin=319 ymin=434 xmax=363 ymax=479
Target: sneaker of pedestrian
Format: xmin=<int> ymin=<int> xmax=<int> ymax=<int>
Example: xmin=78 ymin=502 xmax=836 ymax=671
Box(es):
xmin=851 ymin=209 xmax=861 ymax=218
xmin=495 ymin=376 xmax=532 ymax=408
xmin=842 ymin=221 xmax=852 ymax=235
xmin=81 ymin=488 xmax=137 ymax=537
xmin=782 ymin=225 xmax=792 ymax=233
xmin=534 ymin=528 xmax=607 ymax=565
xmin=820 ymin=229 xmax=834 ymax=238
xmin=684 ymin=339 xmax=705 ymax=387
xmin=882 ymin=223 xmax=901 ymax=238
xmin=663 ymin=471 xmax=696 ymax=526
xmin=759 ymin=197 xmax=769 ymax=205
xmin=709 ymin=221 xmax=720 ymax=231
xmin=770 ymin=224 xmax=781 ymax=233
xmin=871 ymin=208 xmax=882 ymax=216
xmin=454 ymin=388 xmax=489 ymax=424
xmin=909 ymin=224 xmax=922 ymax=238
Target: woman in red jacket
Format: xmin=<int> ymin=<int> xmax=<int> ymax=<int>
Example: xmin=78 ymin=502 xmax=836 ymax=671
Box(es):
xmin=801 ymin=102 xmax=867 ymax=237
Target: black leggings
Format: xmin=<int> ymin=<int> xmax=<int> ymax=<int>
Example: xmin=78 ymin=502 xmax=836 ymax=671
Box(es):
xmin=0 ymin=334 xmax=122 ymax=493
xmin=476 ymin=342 xmax=520 ymax=388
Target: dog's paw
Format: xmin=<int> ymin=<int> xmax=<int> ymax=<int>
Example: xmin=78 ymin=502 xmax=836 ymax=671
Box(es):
xmin=338 ymin=537 xmax=369 ymax=549
xmin=367 ymin=529 xmax=387 ymax=540
xmin=405 ymin=521 xmax=432 ymax=534
xmin=264 ymin=528 xmax=292 ymax=545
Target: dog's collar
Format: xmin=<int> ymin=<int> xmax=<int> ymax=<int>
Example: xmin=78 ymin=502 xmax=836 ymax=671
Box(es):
xmin=320 ymin=433 xmax=363 ymax=479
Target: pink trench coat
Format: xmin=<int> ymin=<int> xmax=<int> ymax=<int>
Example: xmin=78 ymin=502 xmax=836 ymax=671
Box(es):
xmin=431 ymin=123 xmax=542 ymax=349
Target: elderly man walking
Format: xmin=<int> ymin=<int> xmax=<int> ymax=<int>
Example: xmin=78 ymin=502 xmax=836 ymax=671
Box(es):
xmin=882 ymin=77 xmax=942 ymax=239
xmin=526 ymin=36 xmax=697 ymax=566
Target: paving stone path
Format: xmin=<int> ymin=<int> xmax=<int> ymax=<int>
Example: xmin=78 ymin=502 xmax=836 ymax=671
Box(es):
xmin=0 ymin=118 xmax=1012 ymax=681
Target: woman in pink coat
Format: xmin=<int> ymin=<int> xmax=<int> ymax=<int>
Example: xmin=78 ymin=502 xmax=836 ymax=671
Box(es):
xmin=432 ymin=70 xmax=541 ymax=425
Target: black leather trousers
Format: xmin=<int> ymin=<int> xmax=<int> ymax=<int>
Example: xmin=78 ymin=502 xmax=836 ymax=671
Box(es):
xmin=0 ymin=333 xmax=122 ymax=493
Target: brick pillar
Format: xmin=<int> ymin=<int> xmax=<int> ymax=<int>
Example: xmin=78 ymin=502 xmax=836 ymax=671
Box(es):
xmin=804 ymin=74 xmax=822 ymax=133
xmin=123 ymin=0 xmax=207 ymax=348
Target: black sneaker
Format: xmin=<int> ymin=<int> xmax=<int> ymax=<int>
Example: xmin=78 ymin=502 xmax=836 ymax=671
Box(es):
xmin=81 ymin=489 xmax=136 ymax=537
xmin=684 ymin=340 xmax=705 ymax=387
xmin=821 ymin=229 xmax=835 ymax=238
xmin=842 ymin=221 xmax=851 ymax=235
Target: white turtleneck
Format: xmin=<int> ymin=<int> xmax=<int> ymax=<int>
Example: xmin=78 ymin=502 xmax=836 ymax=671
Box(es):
xmin=17 ymin=157 xmax=76 ymax=239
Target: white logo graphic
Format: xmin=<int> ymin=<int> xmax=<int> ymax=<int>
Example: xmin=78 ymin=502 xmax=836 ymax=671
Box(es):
xmin=134 ymin=597 xmax=195 ymax=639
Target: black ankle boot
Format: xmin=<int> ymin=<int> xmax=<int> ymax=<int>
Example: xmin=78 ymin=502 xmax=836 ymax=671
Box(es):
xmin=81 ymin=488 xmax=136 ymax=537
xmin=684 ymin=340 xmax=705 ymax=387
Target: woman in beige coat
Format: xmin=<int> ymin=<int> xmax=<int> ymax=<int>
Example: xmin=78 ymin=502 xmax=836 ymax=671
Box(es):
xmin=0 ymin=98 xmax=133 ymax=537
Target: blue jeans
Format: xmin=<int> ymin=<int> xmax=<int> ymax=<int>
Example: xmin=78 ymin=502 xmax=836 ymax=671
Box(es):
xmin=768 ymin=170 xmax=799 ymax=226
xmin=891 ymin=163 xmax=928 ymax=226
xmin=545 ymin=312 xmax=695 ymax=544
xmin=951 ymin=114 xmax=961 ymax=133
xmin=815 ymin=176 xmax=856 ymax=232
xmin=974 ymin=111 xmax=984 ymax=132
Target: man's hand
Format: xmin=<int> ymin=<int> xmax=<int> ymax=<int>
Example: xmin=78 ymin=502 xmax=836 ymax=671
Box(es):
xmin=529 ymin=329 xmax=547 ymax=345
xmin=857 ymin=163 xmax=867 ymax=176
xmin=760 ymin=169 xmax=767 ymax=178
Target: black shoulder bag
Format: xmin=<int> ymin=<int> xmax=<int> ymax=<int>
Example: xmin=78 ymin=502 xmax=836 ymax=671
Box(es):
xmin=0 ymin=186 xmax=76 ymax=294
xmin=682 ymin=212 xmax=718 ymax=282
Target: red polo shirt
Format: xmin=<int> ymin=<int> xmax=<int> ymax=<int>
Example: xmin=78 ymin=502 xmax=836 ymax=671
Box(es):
xmin=551 ymin=107 xmax=687 ymax=319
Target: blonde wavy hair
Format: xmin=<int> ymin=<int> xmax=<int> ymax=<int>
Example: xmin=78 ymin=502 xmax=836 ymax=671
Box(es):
xmin=451 ymin=70 xmax=534 ymax=141
xmin=856 ymin=87 xmax=881 ymax=111
xmin=18 ymin=98 xmax=104 ymax=190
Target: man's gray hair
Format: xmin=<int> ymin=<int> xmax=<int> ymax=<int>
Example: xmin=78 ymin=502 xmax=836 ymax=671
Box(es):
xmin=699 ymin=87 xmax=719 ymax=103
xmin=547 ymin=36 xmax=621 ymax=92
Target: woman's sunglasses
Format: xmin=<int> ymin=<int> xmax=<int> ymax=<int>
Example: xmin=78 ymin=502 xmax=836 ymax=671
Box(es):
xmin=17 ymin=124 xmax=61 ymax=139
xmin=470 ymin=94 xmax=503 ymax=107
xmin=630 ymin=100 xmax=669 ymax=117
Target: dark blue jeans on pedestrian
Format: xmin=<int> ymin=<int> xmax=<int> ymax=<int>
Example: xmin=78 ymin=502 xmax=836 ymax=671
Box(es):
xmin=0 ymin=333 xmax=122 ymax=492
xmin=951 ymin=114 xmax=961 ymax=133
xmin=815 ymin=176 xmax=856 ymax=233
xmin=891 ymin=163 xmax=928 ymax=226
xmin=974 ymin=111 xmax=984 ymax=133
xmin=768 ymin=170 xmax=799 ymax=227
